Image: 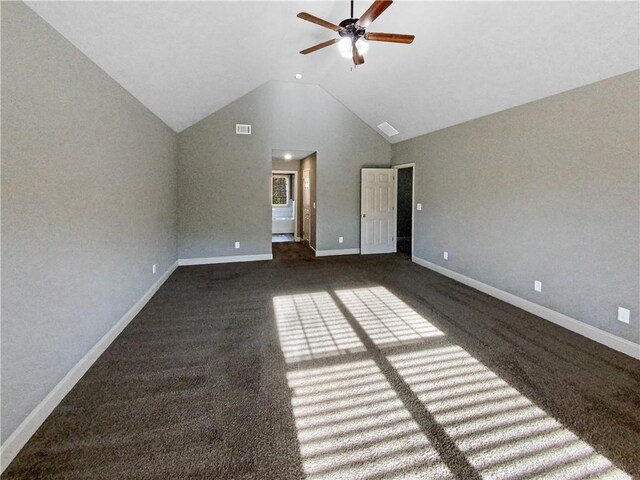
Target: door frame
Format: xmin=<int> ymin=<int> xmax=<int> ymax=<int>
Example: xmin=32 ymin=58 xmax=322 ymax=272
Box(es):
xmin=392 ymin=163 xmax=415 ymax=259
xmin=302 ymin=168 xmax=311 ymax=245
xmin=272 ymin=170 xmax=299 ymax=240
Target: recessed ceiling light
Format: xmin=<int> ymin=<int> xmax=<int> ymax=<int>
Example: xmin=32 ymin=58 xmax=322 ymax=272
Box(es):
xmin=284 ymin=153 xmax=293 ymax=160
xmin=295 ymin=74 xmax=303 ymax=80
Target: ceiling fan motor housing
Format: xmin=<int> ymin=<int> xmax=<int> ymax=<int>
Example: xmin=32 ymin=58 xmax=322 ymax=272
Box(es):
xmin=338 ymin=18 xmax=366 ymax=41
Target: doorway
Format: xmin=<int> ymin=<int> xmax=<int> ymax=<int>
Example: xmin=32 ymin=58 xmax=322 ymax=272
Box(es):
xmin=271 ymin=150 xmax=316 ymax=259
xmin=271 ymin=171 xmax=298 ymax=242
xmin=393 ymin=163 xmax=415 ymax=257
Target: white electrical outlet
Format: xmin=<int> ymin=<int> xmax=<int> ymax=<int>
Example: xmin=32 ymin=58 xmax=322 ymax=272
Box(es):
xmin=443 ymin=251 xmax=448 ymax=260
xmin=339 ymin=237 xmax=344 ymax=243
xmin=152 ymin=264 xmax=157 ymax=274
xmin=618 ymin=307 xmax=630 ymax=324
xmin=234 ymin=242 xmax=240 ymax=249
xmin=534 ymin=280 xmax=542 ymax=292
xmin=416 ymin=203 xmax=422 ymax=211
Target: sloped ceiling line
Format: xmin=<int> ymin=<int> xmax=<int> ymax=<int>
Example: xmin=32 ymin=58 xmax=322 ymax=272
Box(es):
xmin=25 ymin=1 xmax=640 ymax=143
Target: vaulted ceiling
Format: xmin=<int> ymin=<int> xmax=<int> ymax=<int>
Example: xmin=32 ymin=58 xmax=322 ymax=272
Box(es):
xmin=26 ymin=1 xmax=639 ymax=143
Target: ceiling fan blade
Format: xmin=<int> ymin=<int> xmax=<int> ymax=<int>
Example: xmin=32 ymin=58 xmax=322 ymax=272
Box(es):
xmin=352 ymin=43 xmax=365 ymax=65
xmin=364 ymin=32 xmax=415 ymax=44
xmin=300 ymin=38 xmax=340 ymax=55
xmin=297 ymin=12 xmax=343 ymax=32
xmin=356 ymin=0 xmax=393 ymax=29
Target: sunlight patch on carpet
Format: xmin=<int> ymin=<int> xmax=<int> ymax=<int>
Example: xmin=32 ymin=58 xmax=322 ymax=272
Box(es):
xmin=335 ymin=287 xmax=444 ymax=347
xmin=287 ymin=360 xmax=454 ymax=480
xmin=274 ymin=292 xmax=366 ymax=363
xmin=388 ymin=346 xmax=630 ymax=479
xmin=276 ymin=286 xmax=630 ymax=479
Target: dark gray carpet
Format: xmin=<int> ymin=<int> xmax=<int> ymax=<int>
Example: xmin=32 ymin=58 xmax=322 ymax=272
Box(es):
xmin=272 ymin=241 xmax=315 ymax=260
xmin=397 ymin=238 xmax=411 ymax=257
xmin=3 ymin=249 xmax=639 ymax=479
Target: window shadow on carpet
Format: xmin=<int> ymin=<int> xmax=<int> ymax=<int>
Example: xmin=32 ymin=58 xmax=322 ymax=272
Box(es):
xmin=274 ymin=287 xmax=631 ymax=480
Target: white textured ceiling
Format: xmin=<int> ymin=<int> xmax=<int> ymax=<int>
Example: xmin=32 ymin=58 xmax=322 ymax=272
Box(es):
xmin=26 ymin=1 xmax=639 ymax=142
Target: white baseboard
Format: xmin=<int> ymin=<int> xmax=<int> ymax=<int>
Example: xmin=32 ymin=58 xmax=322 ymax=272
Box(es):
xmin=295 ymin=236 xmax=302 ymax=242
xmin=412 ymin=256 xmax=640 ymax=360
xmin=315 ymin=248 xmax=361 ymax=257
xmin=178 ymin=254 xmax=272 ymax=266
xmin=0 ymin=261 xmax=179 ymax=473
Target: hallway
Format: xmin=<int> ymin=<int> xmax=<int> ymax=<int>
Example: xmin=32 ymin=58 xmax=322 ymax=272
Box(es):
xmin=272 ymin=241 xmax=315 ymax=261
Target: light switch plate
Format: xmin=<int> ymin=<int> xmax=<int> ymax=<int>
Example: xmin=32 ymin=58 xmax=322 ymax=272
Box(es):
xmin=618 ymin=307 xmax=630 ymax=324
xmin=234 ymin=242 xmax=240 ymax=249
xmin=443 ymin=251 xmax=448 ymax=260
xmin=416 ymin=203 xmax=422 ymax=211
xmin=534 ymin=281 xmax=542 ymax=292
xmin=339 ymin=237 xmax=343 ymax=243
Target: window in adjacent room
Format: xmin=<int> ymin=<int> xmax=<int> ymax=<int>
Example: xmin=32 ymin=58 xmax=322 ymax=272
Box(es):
xmin=272 ymin=174 xmax=291 ymax=206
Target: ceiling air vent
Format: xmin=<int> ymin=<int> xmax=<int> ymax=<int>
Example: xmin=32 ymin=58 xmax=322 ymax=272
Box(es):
xmin=236 ymin=124 xmax=252 ymax=135
xmin=377 ymin=122 xmax=399 ymax=137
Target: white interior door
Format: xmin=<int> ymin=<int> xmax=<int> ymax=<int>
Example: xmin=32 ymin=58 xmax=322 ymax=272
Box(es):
xmin=303 ymin=169 xmax=311 ymax=243
xmin=361 ymin=168 xmax=396 ymax=254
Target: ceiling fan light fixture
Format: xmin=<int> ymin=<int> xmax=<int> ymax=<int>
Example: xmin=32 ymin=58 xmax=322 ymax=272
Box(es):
xmin=338 ymin=37 xmax=352 ymax=58
xmin=356 ymin=38 xmax=369 ymax=55
xmin=297 ymin=0 xmax=414 ymax=66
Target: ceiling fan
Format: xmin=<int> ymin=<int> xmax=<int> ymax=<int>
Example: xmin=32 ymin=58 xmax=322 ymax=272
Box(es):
xmin=297 ymin=0 xmax=414 ymax=66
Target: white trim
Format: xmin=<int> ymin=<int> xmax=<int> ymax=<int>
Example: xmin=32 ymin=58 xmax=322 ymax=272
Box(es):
xmin=392 ymin=162 xmax=415 ymax=169
xmin=178 ymin=254 xmax=272 ymax=266
xmin=0 ymin=261 xmax=179 ymax=473
xmin=315 ymin=248 xmax=360 ymax=257
xmin=302 ymin=168 xmax=312 ymax=244
xmin=295 ymin=236 xmax=302 ymax=242
xmin=392 ymin=163 xmax=416 ymax=259
xmin=412 ymin=255 xmax=640 ymax=360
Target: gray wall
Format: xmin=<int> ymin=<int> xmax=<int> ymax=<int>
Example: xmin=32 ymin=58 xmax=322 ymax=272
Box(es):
xmin=272 ymin=159 xmax=300 ymax=172
xmin=1 ymin=2 xmax=178 ymax=443
xmin=177 ymin=82 xmax=390 ymax=258
xmin=392 ymin=71 xmax=640 ymax=344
